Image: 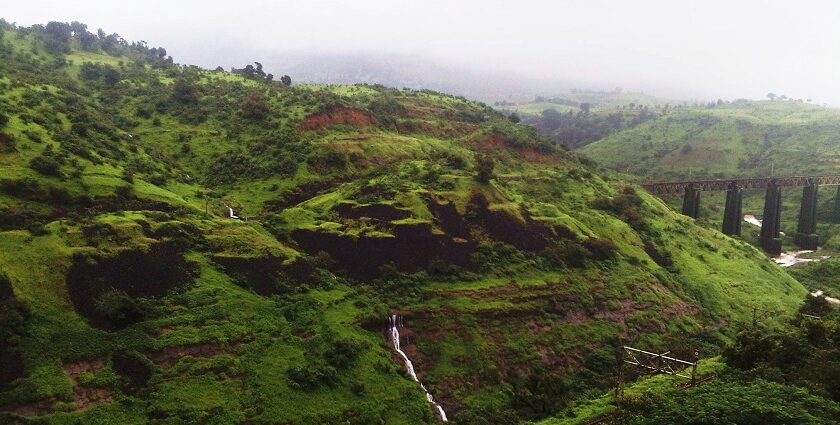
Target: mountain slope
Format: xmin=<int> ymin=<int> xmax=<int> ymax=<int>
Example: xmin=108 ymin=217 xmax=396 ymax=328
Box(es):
xmin=0 ymin=21 xmax=805 ymax=424
xmin=580 ymin=100 xmax=840 ymax=181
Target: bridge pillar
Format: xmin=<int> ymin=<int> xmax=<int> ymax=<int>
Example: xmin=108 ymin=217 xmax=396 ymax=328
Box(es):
xmin=722 ymin=182 xmax=742 ymax=236
xmin=759 ymin=180 xmax=783 ymax=255
xmin=681 ymin=184 xmax=700 ymax=219
xmin=794 ymin=179 xmax=819 ymax=250
xmin=832 ymin=186 xmax=840 ymax=223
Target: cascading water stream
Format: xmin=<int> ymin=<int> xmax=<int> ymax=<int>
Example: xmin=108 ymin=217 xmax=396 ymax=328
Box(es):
xmin=225 ymin=204 xmax=239 ymax=219
xmin=388 ymin=314 xmax=448 ymax=422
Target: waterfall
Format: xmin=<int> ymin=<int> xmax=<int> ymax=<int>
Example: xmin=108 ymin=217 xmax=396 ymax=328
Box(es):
xmin=225 ymin=204 xmax=239 ymax=219
xmin=388 ymin=314 xmax=448 ymax=422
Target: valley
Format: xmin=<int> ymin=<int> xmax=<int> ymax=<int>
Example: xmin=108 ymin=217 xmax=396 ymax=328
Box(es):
xmin=0 ymin=18 xmax=838 ymax=425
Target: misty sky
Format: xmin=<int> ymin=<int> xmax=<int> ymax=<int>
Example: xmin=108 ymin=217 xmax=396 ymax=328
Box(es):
xmin=6 ymin=0 xmax=840 ymax=104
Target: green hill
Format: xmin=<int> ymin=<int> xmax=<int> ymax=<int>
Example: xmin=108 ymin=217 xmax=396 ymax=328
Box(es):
xmin=0 ymin=21 xmax=806 ymax=424
xmin=580 ymin=100 xmax=840 ymax=181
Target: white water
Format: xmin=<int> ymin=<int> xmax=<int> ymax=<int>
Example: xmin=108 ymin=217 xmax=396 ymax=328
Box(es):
xmin=742 ymin=215 xmax=829 ymax=267
xmin=743 ymin=214 xmax=762 ymax=228
xmin=388 ymin=315 xmax=448 ymax=422
xmin=811 ymin=290 xmax=840 ymax=306
xmin=775 ymin=250 xmax=830 ymax=267
xmin=225 ymin=204 xmax=239 ymax=219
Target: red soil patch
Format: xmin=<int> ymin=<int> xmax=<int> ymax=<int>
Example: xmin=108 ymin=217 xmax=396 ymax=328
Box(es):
xmin=64 ymin=359 xmax=105 ymax=377
xmin=594 ymin=300 xmax=648 ymax=322
xmin=475 ymin=133 xmax=564 ymax=164
xmin=299 ymin=107 xmax=375 ymax=131
xmin=475 ymin=133 xmax=508 ymax=151
xmin=521 ymin=148 xmax=561 ymax=164
xmin=149 ymin=343 xmax=234 ymax=368
xmin=63 ymin=359 xmax=114 ymax=410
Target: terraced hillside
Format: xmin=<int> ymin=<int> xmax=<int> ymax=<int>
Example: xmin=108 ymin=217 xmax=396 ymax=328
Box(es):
xmin=0 ymin=21 xmax=806 ymax=424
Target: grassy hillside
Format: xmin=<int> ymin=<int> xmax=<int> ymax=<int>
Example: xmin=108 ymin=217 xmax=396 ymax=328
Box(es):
xmin=580 ymin=100 xmax=840 ymax=181
xmin=0 ymin=21 xmax=807 ymax=424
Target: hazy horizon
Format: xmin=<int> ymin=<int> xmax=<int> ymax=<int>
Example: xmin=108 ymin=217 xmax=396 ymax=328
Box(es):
xmin=6 ymin=0 xmax=840 ymax=104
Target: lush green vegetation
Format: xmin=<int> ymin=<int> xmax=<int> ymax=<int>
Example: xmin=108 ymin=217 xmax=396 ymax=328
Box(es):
xmin=0 ymin=20 xmax=810 ymax=424
xmin=537 ymin=295 xmax=840 ymax=425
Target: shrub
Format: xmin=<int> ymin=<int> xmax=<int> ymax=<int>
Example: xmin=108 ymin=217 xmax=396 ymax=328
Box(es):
xmin=0 ymin=132 xmax=15 ymax=153
xmin=241 ymin=90 xmax=270 ymax=120
xmin=543 ymin=240 xmax=590 ymax=268
xmin=0 ymin=274 xmax=30 ymax=344
xmin=287 ymin=364 xmax=338 ymax=390
xmin=29 ymin=155 xmax=62 ymax=177
xmin=474 ymin=153 xmax=495 ymax=183
xmin=583 ymin=238 xmax=619 ymax=260
xmin=112 ymin=350 xmax=155 ymax=389
xmin=325 ymin=337 xmax=369 ymax=369
xmin=93 ymin=289 xmax=146 ymax=328
xmin=114 ymin=184 xmax=135 ymax=199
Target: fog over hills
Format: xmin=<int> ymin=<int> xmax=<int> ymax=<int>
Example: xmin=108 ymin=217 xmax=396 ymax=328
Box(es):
xmin=266 ymin=52 xmax=575 ymax=103
xmin=8 ymin=1 xmax=838 ymax=104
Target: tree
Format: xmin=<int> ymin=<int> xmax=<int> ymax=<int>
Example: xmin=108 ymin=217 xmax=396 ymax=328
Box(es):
xmin=69 ymin=21 xmax=87 ymax=34
xmin=77 ymin=30 xmax=98 ymax=50
xmin=43 ymin=21 xmax=72 ymax=53
xmin=214 ymin=66 xmax=224 ymax=72
xmin=244 ymin=64 xmax=256 ymax=77
xmin=475 ymin=154 xmax=495 ymax=183
xmin=508 ymin=112 xmax=520 ymax=123
xmin=280 ymin=75 xmax=292 ymax=86
xmin=766 ymin=93 xmax=777 ymax=101
xmin=579 ymin=102 xmax=591 ymax=114
xmin=540 ymin=108 xmax=562 ymax=130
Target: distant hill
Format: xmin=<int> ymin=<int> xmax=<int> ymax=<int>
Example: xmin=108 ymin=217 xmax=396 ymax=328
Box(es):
xmin=580 ymin=100 xmax=840 ymax=181
xmin=495 ymin=91 xmax=673 ymax=149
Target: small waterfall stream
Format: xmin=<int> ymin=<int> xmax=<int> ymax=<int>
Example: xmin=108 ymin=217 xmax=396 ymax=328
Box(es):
xmin=388 ymin=315 xmax=448 ymax=422
xmin=225 ymin=204 xmax=239 ymax=219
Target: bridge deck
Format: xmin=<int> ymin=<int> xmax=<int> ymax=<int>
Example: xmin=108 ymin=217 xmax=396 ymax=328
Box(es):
xmin=642 ymin=175 xmax=840 ymax=195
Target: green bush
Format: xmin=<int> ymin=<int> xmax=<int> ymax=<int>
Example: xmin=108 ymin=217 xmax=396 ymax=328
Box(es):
xmin=93 ymin=289 xmax=147 ymax=327
xmin=474 ymin=153 xmax=495 ymax=182
xmin=29 ymin=155 xmax=62 ymax=177
xmin=287 ymin=364 xmax=338 ymax=390
xmin=583 ymin=238 xmax=619 ymax=260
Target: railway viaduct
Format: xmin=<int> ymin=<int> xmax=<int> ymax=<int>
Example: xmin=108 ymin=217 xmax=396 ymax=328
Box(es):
xmin=642 ymin=175 xmax=840 ymax=255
